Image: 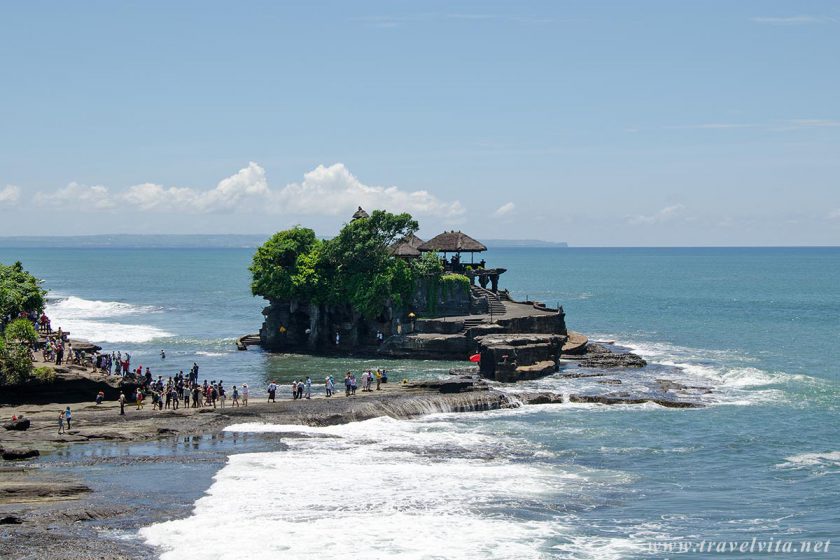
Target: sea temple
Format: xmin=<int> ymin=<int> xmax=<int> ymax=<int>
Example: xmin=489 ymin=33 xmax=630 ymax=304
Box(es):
xmin=247 ymin=208 xmax=588 ymax=382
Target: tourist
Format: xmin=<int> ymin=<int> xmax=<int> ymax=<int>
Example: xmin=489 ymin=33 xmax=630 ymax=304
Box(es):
xmin=295 ymin=380 xmax=303 ymax=400
xmin=160 ymin=349 xmax=166 ymax=360
xmin=267 ymin=381 xmax=277 ymax=402
xmin=96 ymin=390 xmax=105 ymax=405
xmin=136 ymin=388 xmax=144 ymax=410
xmin=324 ymin=376 xmax=332 ymax=397
xmin=57 ymin=410 xmax=65 ymax=434
xmin=219 ymin=385 xmax=226 ymax=408
xmin=350 ymin=373 xmax=357 ymax=395
xmin=375 ymin=369 xmax=383 ymax=391
xmin=344 ymin=372 xmax=351 ymax=396
xmin=304 ymin=377 xmax=312 ymax=399
xmin=361 ymin=371 xmax=369 ymax=392
xmin=232 ymin=385 xmax=240 ymax=407
xmin=291 ymin=380 xmax=298 ymax=400
xmin=328 ymin=376 xmax=335 ymax=397
xmin=118 ymin=391 xmax=126 ymax=415
xmin=335 ymin=332 xmax=340 ymax=346
xmin=242 ymin=384 xmax=249 ymax=406
xmin=171 ymin=387 xmax=179 ymax=410
xmin=191 ymin=385 xmax=200 ymax=408
xmin=64 ymin=406 xmax=72 ymax=429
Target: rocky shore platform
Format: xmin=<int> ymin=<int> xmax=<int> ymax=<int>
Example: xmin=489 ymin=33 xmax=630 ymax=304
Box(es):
xmin=1 ymin=345 xmax=710 ymax=559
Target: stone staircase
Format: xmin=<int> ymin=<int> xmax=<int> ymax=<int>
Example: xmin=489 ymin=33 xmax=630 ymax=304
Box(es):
xmin=471 ymin=286 xmax=506 ymax=316
xmin=463 ymin=317 xmax=485 ymax=329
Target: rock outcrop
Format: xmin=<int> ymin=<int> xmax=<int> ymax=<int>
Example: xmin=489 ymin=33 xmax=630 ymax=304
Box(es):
xmin=2 ymin=419 xmax=30 ymax=431
xmin=475 ymin=333 xmax=565 ymax=382
xmin=0 ymin=370 xmax=139 ymax=405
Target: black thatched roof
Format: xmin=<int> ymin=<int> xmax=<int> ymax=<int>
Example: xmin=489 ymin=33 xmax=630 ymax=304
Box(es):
xmin=388 ymin=233 xmax=424 ymax=257
xmin=352 ymin=206 xmax=369 ymax=220
xmin=418 ymin=231 xmax=487 ymax=253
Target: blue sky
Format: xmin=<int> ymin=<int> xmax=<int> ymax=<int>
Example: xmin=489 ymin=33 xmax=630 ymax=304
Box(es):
xmin=0 ymin=0 xmax=838 ymax=245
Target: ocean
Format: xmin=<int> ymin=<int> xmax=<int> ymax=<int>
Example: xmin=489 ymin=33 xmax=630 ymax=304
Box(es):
xmin=2 ymin=246 xmax=838 ymax=558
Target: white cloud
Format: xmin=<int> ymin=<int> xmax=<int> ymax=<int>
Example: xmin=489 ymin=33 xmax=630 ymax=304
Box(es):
xmin=493 ymin=202 xmax=516 ymax=217
xmin=122 ymin=162 xmax=269 ymax=212
xmin=627 ymin=204 xmax=685 ymax=225
xmin=35 ymin=182 xmax=115 ymax=210
xmin=751 ymin=15 xmax=836 ymax=25
xmin=29 ymin=163 xmax=463 ymax=218
xmin=269 ymin=163 xmax=464 ymax=217
xmin=788 ymin=119 xmax=840 ymax=128
xmin=0 ymin=185 xmax=20 ymax=206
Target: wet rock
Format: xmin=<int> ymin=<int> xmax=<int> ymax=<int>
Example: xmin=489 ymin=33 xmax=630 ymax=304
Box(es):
xmin=520 ymin=392 xmax=564 ymax=405
xmin=596 ymin=379 xmax=622 ymax=385
xmin=3 ymin=418 xmax=31 ymax=431
xmin=0 ymin=481 xmax=90 ymax=500
xmin=577 ymin=352 xmax=647 ymax=369
xmin=404 ymin=379 xmax=480 ymax=393
xmin=568 ymin=394 xmax=703 ymax=408
xmin=655 ymin=379 xmax=712 ymax=394
xmin=2 ymin=448 xmax=40 ymax=461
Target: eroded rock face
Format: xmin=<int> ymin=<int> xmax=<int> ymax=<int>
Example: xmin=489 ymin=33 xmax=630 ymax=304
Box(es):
xmin=475 ymin=333 xmax=565 ymax=382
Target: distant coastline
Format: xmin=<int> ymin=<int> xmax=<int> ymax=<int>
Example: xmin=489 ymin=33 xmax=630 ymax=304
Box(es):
xmin=0 ymin=234 xmax=569 ymax=250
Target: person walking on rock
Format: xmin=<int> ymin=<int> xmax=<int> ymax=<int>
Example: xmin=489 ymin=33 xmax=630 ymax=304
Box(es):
xmin=267 ymin=381 xmax=277 ymax=403
xmin=64 ymin=406 xmax=72 ymax=430
xmin=119 ymin=392 xmax=126 ymax=415
xmin=57 ymin=410 xmax=65 ymax=434
xmin=242 ymin=384 xmax=249 ymax=406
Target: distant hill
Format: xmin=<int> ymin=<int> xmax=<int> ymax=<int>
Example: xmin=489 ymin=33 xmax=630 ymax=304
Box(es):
xmin=0 ymin=234 xmax=568 ymax=249
xmin=0 ymin=234 xmax=270 ymax=249
xmin=483 ymin=239 xmax=568 ymax=248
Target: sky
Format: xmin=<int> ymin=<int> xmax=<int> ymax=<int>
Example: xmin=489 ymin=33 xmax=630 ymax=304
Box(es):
xmin=0 ymin=0 xmax=838 ymax=246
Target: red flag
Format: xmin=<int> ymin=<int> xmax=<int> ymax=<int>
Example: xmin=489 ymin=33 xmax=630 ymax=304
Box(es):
xmin=469 ymin=353 xmax=481 ymax=363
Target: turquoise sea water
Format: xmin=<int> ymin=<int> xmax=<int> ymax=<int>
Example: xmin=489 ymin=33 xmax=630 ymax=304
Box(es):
xmin=2 ymin=246 xmax=838 ymax=558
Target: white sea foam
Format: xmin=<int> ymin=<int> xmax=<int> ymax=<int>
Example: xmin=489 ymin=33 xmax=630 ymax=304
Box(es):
xmin=777 ymin=451 xmax=840 ymax=471
xmin=142 ymin=416 xmax=632 ymax=560
xmin=48 ymin=295 xmax=161 ymax=319
xmin=615 ymin=338 xmax=817 ymax=406
xmin=47 ymin=295 xmax=172 ymax=343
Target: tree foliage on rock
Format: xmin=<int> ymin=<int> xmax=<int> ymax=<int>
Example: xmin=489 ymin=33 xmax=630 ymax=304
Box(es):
xmin=0 ymin=261 xmax=46 ymax=330
xmin=0 ymin=319 xmax=39 ymax=385
xmin=250 ymin=210 xmax=422 ymax=318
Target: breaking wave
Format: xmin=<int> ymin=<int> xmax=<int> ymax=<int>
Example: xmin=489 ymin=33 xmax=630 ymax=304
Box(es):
xmin=46 ymin=295 xmax=173 ymax=343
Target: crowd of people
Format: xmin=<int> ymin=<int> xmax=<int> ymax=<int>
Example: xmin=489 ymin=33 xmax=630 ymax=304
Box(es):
xmin=21 ymin=313 xmax=397 ymax=432
xmin=267 ymin=369 xmax=389 ymax=401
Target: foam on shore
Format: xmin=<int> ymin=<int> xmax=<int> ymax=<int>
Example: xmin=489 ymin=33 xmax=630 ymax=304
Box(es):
xmin=141 ymin=415 xmax=645 ymax=560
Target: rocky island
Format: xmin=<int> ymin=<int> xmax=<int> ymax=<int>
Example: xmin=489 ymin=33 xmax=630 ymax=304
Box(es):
xmin=249 ymin=207 xmax=600 ymax=382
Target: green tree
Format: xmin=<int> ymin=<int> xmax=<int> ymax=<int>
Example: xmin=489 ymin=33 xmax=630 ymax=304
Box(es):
xmin=0 ymin=261 xmax=47 ymax=330
xmin=4 ymin=318 xmax=38 ymax=345
xmin=322 ymin=210 xmax=419 ymax=317
xmin=250 ymin=227 xmax=321 ymax=301
xmin=0 ymin=320 xmax=38 ymax=386
xmin=250 ymin=210 xmax=421 ymax=319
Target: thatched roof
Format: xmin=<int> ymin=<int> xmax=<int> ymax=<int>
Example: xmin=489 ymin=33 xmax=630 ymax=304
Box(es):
xmin=418 ymin=231 xmax=487 ymax=253
xmin=352 ymin=206 xmax=369 ymax=220
xmin=388 ymin=233 xmax=424 ymax=257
